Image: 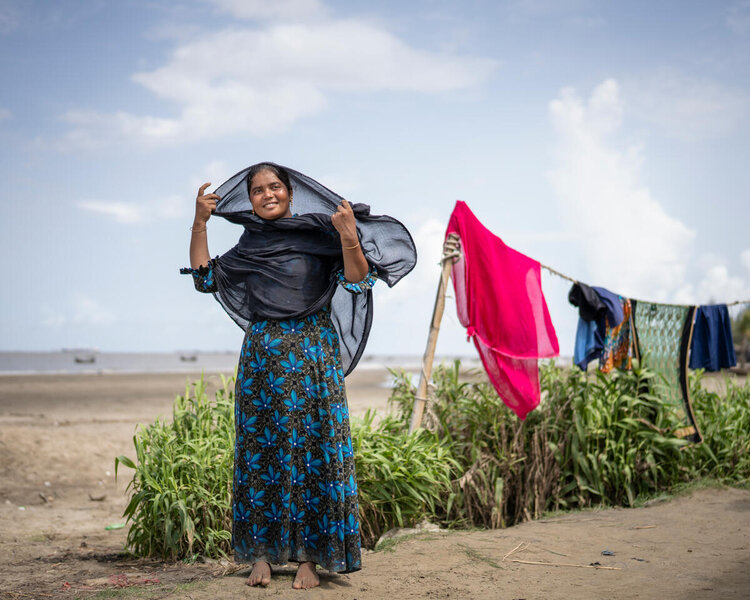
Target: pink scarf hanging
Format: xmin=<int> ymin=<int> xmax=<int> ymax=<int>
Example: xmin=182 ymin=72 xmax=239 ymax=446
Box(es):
xmin=446 ymin=201 xmax=559 ymax=419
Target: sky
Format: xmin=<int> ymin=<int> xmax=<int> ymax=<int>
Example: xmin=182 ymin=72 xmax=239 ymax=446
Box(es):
xmin=1 ymin=0 xmax=749 ymax=359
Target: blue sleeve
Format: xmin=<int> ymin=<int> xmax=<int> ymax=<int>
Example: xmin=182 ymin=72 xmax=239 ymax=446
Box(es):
xmin=179 ymin=258 xmax=218 ymax=293
xmin=336 ymin=265 xmax=378 ymax=295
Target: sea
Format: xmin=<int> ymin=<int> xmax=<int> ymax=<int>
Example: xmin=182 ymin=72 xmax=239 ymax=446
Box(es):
xmin=0 ymin=351 xmax=472 ymax=376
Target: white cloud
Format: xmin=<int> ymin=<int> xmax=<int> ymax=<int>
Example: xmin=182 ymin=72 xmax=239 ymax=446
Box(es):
xmin=742 ymin=249 xmax=750 ymax=275
xmin=41 ymin=294 xmax=117 ymax=328
xmin=377 ymin=217 xmax=446 ymax=308
xmin=624 ymin=70 xmax=749 ymax=141
xmin=315 ymin=171 xmax=361 ymax=197
xmin=71 ymin=293 xmax=116 ymax=326
xmin=674 ymin=252 xmax=750 ymax=305
xmin=207 ymin=0 xmax=326 ymax=20
xmin=504 ymin=0 xmax=603 ymax=27
xmin=506 ymin=0 xmax=591 ymax=19
xmin=62 ymin=9 xmax=496 ymax=147
xmin=77 ymin=194 xmax=187 ymax=224
xmin=549 ymin=79 xmax=750 ymax=307
xmin=727 ymin=1 xmax=750 ymax=34
xmin=41 ymin=307 xmax=66 ymax=328
xmin=0 ymin=107 xmax=10 ymax=120
xmin=371 ymin=217 xmax=473 ymax=356
xmin=695 ymin=263 xmax=750 ymax=304
xmin=77 ymin=200 xmax=147 ymax=224
xmin=78 ymin=160 xmax=230 ymax=224
xmin=548 ymin=79 xmax=695 ymax=301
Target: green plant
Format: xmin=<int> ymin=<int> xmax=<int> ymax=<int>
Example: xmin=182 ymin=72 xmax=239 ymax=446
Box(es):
xmin=544 ymin=361 xmax=687 ymax=510
xmin=688 ymin=370 xmax=750 ymax=482
xmin=387 ymin=359 xmax=748 ymax=531
xmin=114 ymin=360 xmax=750 ymax=560
xmin=351 ymin=410 xmax=457 ymax=548
xmin=115 ymin=374 xmax=235 ymax=560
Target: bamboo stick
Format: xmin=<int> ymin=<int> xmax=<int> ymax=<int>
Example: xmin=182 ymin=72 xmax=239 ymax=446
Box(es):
xmin=409 ymin=234 xmax=461 ymax=433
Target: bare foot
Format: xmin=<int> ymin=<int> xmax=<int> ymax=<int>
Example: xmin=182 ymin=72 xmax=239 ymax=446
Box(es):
xmin=292 ymin=561 xmax=320 ymax=590
xmin=246 ymin=561 xmax=271 ymax=587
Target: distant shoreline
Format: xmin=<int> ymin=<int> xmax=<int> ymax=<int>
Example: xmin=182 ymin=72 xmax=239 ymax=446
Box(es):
xmin=0 ymin=351 xmax=482 ymax=376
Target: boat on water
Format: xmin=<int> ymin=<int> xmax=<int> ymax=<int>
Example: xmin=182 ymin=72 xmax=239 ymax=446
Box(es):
xmin=62 ymin=348 xmax=98 ymax=364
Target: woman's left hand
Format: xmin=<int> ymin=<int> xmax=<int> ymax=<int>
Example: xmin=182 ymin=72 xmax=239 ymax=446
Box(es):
xmin=331 ymin=199 xmax=358 ymax=246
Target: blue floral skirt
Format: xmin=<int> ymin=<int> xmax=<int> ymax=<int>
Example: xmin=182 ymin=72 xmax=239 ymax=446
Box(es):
xmin=231 ymin=305 xmax=362 ymax=573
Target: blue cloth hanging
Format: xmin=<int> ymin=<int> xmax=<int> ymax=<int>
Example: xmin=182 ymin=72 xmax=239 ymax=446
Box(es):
xmin=689 ymin=304 xmax=736 ymax=371
xmin=592 ymin=286 xmax=624 ymax=328
xmin=570 ymin=285 xmax=623 ymax=371
xmin=574 ymin=317 xmax=606 ymax=370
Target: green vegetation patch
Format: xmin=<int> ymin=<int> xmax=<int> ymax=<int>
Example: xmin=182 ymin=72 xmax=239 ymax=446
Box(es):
xmin=114 ymin=361 xmax=750 ymax=560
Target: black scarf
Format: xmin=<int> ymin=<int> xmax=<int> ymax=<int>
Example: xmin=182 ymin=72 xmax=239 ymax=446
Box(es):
xmin=210 ymin=163 xmax=417 ymax=375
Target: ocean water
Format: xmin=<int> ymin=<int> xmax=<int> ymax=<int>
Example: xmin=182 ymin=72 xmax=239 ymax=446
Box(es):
xmin=0 ymin=351 xmax=240 ymax=375
xmin=0 ymin=351 xmax=483 ymax=376
xmin=0 ymin=351 xmax=561 ymax=376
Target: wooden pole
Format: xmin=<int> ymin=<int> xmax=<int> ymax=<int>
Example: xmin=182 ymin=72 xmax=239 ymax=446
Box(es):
xmin=409 ymin=234 xmax=461 ymax=433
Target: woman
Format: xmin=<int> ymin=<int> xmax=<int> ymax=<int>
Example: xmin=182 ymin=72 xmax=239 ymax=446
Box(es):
xmin=182 ymin=163 xmax=415 ymax=589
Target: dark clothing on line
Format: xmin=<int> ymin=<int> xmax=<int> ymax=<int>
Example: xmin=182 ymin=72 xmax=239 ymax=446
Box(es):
xmin=592 ymin=286 xmax=624 ymax=328
xmin=689 ymin=304 xmax=737 ymax=372
xmin=568 ymin=282 xmax=607 ymax=322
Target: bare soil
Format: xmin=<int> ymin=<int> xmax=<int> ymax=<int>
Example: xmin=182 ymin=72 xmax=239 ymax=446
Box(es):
xmin=1 ymin=370 xmax=749 ymax=599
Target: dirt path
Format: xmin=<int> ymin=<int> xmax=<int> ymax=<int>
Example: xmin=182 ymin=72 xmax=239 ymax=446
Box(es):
xmin=1 ymin=372 xmax=749 ymax=599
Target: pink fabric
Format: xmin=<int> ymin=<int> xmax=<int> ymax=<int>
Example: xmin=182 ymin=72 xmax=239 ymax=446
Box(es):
xmin=446 ymin=201 xmax=559 ymax=419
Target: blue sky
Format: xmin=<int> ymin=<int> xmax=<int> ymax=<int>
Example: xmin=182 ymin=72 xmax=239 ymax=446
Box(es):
xmin=1 ymin=0 xmax=749 ymax=358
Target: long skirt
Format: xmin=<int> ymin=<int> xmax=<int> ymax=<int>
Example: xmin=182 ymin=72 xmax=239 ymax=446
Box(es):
xmin=231 ymin=305 xmax=362 ymax=573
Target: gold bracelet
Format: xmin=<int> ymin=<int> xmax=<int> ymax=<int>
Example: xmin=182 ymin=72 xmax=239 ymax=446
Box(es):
xmin=190 ymin=225 xmax=207 ymax=233
xmin=342 ymin=242 xmax=360 ymax=250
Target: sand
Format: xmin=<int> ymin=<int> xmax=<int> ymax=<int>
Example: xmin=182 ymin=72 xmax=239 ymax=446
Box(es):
xmin=1 ymin=370 xmax=749 ymax=599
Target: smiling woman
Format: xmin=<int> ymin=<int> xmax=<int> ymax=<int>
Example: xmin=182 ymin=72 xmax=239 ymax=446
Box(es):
xmin=247 ymin=164 xmax=293 ymax=220
xmin=181 ymin=162 xmax=416 ymax=590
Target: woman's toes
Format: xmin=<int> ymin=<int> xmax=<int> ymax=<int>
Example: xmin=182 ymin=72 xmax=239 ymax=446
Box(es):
xmin=293 ymin=563 xmax=319 ymax=589
xmin=246 ymin=562 xmax=271 ymax=587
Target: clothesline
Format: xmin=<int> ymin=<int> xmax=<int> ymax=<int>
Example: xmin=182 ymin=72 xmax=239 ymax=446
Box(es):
xmin=538 ymin=262 xmax=750 ymax=308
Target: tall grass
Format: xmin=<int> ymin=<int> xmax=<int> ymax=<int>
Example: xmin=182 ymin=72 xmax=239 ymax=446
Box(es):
xmin=115 ymin=362 xmax=750 ymax=560
xmin=115 ymin=375 xmax=234 ymax=560
xmin=351 ymin=411 xmax=457 ymax=548
xmin=114 ymin=373 xmax=456 ymax=557
xmin=542 ymin=363 xmax=689 ymax=510
xmin=688 ymin=375 xmax=750 ymax=481
xmin=386 ymin=360 xmax=750 ymax=533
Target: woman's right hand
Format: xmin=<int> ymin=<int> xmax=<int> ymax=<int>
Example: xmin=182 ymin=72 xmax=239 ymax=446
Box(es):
xmin=194 ymin=182 xmax=221 ymax=224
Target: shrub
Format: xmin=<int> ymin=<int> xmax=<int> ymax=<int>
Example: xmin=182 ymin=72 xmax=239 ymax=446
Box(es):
xmin=542 ymin=362 xmax=687 ymax=510
xmin=351 ymin=411 xmax=457 ymax=548
xmin=388 ymin=360 xmax=749 ymax=529
xmin=115 ymin=375 xmax=234 ymax=560
xmin=114 ymin=362 xmax=750 ymax=560
xmin=688 ymin=371 xmax=750 ymax=482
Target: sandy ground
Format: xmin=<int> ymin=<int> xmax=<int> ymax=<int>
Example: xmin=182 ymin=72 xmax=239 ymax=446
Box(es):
xmin=1 ymin=370 xmax=749 ymax=599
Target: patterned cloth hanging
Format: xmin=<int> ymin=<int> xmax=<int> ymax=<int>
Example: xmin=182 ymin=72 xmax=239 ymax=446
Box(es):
xmin=633 ymin=301 xmax=701 ymax=443
xmin=570 ymin=284 xmax=634 ymax=373
xmin=599 ymin=298 xmax=636 ymax=373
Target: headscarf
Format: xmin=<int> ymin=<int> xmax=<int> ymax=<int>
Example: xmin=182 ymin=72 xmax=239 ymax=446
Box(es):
xmin=209 ymin=163 xmax=417 ymax=375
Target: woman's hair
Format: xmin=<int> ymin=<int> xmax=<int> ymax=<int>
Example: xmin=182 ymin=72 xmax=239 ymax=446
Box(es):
xmin=246 ymin=163 xmax=292 ymax=195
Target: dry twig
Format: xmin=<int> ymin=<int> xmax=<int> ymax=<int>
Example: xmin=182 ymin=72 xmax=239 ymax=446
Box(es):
xmin=501 ymin=542 xmax=620 ymax=570
xmin=502 ymin=542 xmax=529 ymax=561
xmin=506 ymin=559 xmax=620 ymax=570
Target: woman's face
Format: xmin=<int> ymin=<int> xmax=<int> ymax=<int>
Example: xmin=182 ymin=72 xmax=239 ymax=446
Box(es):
xmin=249 ymin=169 xmax=292 ymax=220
